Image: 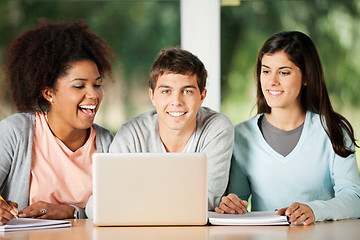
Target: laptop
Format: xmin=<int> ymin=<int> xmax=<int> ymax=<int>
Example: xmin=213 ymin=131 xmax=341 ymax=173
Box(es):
xmin=92 ymin=152 xmax=208 ymax=226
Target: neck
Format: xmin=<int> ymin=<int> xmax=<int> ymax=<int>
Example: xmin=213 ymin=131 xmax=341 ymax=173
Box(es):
xmin=265 ymin=107 xmax=306 ymax=131
xmin=159 ymin=127 xmax=195 ymax=153
xmin=46 ymin=112 xmax=89 ymax=152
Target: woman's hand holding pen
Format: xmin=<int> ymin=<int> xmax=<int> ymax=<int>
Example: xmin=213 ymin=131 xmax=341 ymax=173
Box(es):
xmin=0 ymin=200 xmax=18 ymax=225
xmin=275 ymin=202 xmax=315 ymax=226
xmin=19 ymin=201 xmax=75 ymax=220
xmin=215 ymin=193 xmax=248 ymax=214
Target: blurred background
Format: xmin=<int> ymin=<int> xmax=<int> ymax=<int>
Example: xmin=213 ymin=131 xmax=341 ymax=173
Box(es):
xmin=0 ymin=0 xmax=359 ymax=164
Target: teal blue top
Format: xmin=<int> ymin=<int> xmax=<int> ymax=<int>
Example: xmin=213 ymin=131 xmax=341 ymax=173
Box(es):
xmin=227 ymin=111 xmax=360 ymax=222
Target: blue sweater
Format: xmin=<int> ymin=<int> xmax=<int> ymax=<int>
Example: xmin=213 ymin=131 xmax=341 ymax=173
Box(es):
xmin=227 ymin=111 xmax=360 ymax=221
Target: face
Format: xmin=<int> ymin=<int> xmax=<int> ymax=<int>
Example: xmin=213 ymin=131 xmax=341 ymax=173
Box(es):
xmin=149 ymin=73 xmax=206 ymax=136
xmin=260 ymin=51 xmax=304 ymax=112
xmin=45 ymin=60 xmax=103 ymax=131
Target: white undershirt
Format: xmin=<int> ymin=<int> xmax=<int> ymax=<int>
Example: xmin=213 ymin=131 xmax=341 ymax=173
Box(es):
xmin=161 ymin=132 xmax=195 ymax=153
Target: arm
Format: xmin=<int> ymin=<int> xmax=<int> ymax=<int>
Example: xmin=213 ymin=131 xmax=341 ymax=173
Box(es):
xmin=306 ymin=152 xmax=360 ymax=221
xmin=19 ymin=201 xmax=78 ymax=219
xmin=0 ymin=116 xmax=17 ymax=190
xmin=199 ymin=113 xmax=234 ymax=210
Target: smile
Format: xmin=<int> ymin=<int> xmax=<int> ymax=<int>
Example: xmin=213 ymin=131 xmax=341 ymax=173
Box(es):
xmin=79 ymin=104 xmax=97 ymax=117
xmin=268 ymin=90 xmax=283 ymax=96
xmin=168 ymin=111 xmax=186 ymax=117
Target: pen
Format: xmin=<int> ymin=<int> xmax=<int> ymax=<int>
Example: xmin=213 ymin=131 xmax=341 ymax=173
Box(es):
xmin=0 ymin=195 xmax=18 ymax=219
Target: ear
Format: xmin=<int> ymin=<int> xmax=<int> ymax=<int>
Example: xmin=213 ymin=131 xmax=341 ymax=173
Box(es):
xmin=302 ymin=77 xmax=307 ymax=86
xmin=149 ymin=88 xmax=156 ymax=107
xmin=199 ymin=89 xmax=207 ymax=104
xmin=42 ymin=87 xmax=54 ymax=103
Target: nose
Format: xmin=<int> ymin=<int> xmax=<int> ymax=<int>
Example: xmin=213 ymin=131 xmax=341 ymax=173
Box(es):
xmin=269 ymin=73 xmax=280 ymax=86
xmin=171 ymin=91 xmax=183 ymax=106
xmin=86 ymin=86 xmax=100 ymax=99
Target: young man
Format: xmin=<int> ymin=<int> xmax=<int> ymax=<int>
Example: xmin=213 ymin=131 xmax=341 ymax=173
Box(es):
xmin=109 ymin=48 xmax=234 ymax=210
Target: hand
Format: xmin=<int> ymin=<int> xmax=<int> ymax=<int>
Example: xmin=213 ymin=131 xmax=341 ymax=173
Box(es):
xmin=275 ymin=202 xmax=315 ymax=226
xmin=0 ymin=200 xmax=18 ymax=225
xmin=215 ymin=193 xmax=248 ymax=214
xmin=19 ymin=201 xmax=75 ymax=220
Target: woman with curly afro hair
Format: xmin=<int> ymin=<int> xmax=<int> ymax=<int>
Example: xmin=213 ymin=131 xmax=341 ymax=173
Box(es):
xmin=0 ymin=19 xmax=115 ymax=224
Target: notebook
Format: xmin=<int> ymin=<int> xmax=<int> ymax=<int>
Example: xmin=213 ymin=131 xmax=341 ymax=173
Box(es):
xmin=208 ymin=211 xmax=289 ymax=226
xmin=92 ymin=152 xmax=208 ymax=226
xmin=0 ymin=218 xmax=72 ymax=232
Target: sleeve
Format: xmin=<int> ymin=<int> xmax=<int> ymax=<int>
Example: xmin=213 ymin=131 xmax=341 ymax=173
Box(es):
xmin=109 ymin=122 xmax=138 ymax=153
xmin=306 ymin=151 xmax=360 ymax=221
xmin=85 ymin=195 xmax=94 ymax=219
xmin=226 ymin=125 xmax=251 ymax=203
xmin=0 ymin=116 xmax=18 ymax=192
xmin=201 ymin=114 xmax=234 ymax=210
xmin=93 ymin=124 xmax=114 ymax=153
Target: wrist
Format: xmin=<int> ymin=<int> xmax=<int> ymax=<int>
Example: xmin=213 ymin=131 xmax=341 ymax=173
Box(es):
xmin=70 ymin=205 xmax=80 ymax=219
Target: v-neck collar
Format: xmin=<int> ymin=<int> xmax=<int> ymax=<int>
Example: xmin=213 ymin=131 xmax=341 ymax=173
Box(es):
xmin=254 ymin=111 xmax=311 ymax=162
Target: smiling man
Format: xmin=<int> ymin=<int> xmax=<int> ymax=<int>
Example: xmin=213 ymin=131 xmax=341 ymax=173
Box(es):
xmin=109 ymin=48 xmax=234 ymax=210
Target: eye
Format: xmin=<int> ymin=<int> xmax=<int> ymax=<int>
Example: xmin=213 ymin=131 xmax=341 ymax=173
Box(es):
xmin=280 ymin=71 xmax=290 ymax=76
xmin=94 ymin=83 xmax=103 ymax=88
xmin=262 ymin=69 xmax=270 ymax=74
xmin=73 ymin=85 xmax=85 ymax=89
xmin=162 ymin=90 xmax=170 ymax=94
xmin=183 ymin=90 xmax=192 ymax=94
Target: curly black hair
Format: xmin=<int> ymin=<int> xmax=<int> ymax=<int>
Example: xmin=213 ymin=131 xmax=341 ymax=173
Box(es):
xmin=5 ymin=18 xmax=114 ymax=112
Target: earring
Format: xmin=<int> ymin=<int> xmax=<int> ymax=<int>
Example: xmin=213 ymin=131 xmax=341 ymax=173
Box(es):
xmin=49 ymin=98 xmax=53 ymax=103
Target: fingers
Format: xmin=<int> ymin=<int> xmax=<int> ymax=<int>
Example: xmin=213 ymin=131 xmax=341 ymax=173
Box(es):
xmin=7 ymin=201 xmax=19 ymax=217
xmin=217 ymin=193 xmax=248 ymax=214
xmin=20 ymin=202 xmax=76 ymax=220
xmin=0 ymin=202 xmax=15 ymax=225
xmin=275 ymin=207 xmax=287 ymax=215
xmin=19 ymin=201 xmax=48 ymax=218
xmin=284 ymin=202 xmax=315 ymax=226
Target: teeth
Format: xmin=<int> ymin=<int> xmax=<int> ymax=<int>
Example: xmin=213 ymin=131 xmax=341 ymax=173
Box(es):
xmin=79 ymin=105 xmax=96 ymax=109
xmin=168 ymin=112 xmax=185 ymax=117
xmin=269 ymin=90 xmax=282 ymax=95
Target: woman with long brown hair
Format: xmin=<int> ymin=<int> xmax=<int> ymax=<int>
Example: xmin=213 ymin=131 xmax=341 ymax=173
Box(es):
xmin=216 ymin=31 xmax=360 ymax=225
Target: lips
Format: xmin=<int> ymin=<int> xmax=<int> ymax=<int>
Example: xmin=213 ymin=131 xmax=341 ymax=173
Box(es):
xmin=79 ymin=104 xmax=97 ymax=118
xmin=268 ymin=90 xmax=283 ymax=96
xmin=168 ymin=111 xmax=186 ymax=117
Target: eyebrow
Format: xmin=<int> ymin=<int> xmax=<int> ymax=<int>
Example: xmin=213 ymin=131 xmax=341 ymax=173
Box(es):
xmin=71 ymin=76 xmax=102 ymax=82
xmin=262 ymin=64 xmax=293 ymax=70
xmin=157 ymin=85 xmax=197 ymax=89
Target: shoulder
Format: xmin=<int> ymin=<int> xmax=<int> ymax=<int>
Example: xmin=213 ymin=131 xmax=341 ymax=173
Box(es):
xmin=93 ymin=123 xmax=114 ymax=139
xmin=121 ymin=110 xmax=158 ymax=132
xmin=304 ymin=111 xmax=327 ymax=134
xmin=0 ymin=112 xmax=35 ymax=149
xmin=196 ymin=107 xmax=233 ymax=130
xmin=0 ymin=112 xmax=35 ymax=133
xmin=114 ymin=110 xmax=158 ymax=140
xmin=234 ymin=114 xmax=260 ymax=134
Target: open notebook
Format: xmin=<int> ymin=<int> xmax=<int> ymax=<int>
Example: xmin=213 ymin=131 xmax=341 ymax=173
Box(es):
xmin=0 ymin=218 xmax=72 ymax=232
xmin=208 ymin=211 xmax=289 ymax=226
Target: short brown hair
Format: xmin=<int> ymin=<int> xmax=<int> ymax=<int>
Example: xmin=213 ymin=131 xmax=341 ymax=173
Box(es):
xmin=148 ymin=48 xmax=207 ymax=93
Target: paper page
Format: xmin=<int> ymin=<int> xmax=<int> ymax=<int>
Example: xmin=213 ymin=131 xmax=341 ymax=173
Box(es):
xmin=208 ymin=211 xmax=289 ymax=226
xmin=0 ymin=218 xmax=72 ymax=232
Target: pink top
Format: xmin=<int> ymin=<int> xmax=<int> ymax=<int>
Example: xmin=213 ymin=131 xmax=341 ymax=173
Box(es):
xmin=29 ymin=112 xmax=96 ymax=208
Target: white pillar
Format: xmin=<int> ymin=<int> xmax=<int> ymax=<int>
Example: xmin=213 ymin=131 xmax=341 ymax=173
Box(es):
xmin=180 ymin=0 xmax=221 ymax=111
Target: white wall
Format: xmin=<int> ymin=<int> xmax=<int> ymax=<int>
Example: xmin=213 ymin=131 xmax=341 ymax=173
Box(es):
xmin=180 ymin=0 xmax=221 ymax=111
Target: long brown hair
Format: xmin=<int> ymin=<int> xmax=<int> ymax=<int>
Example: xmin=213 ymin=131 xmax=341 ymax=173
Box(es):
xmin=255 ymin=31 xmax=358 ymax=157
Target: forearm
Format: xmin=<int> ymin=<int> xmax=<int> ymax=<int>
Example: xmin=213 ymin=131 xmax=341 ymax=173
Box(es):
xmin=307 ymin=192 xmax=360 ymax=221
